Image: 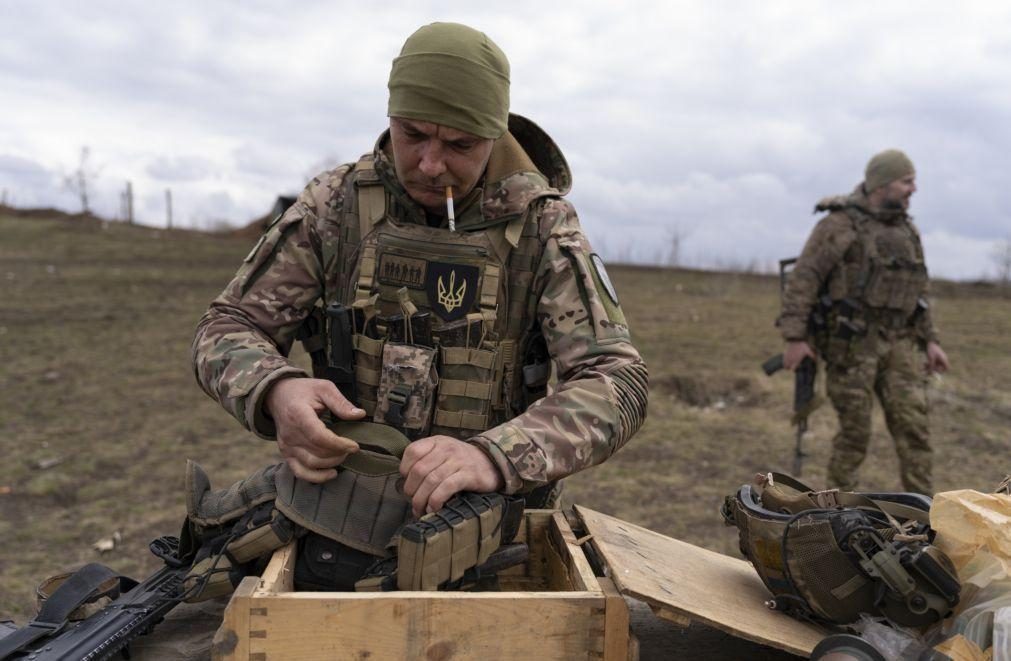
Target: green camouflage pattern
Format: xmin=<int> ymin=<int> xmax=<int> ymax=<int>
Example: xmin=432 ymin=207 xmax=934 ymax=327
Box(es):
xmin=192 ymin=117 xmax=648 ymax=495
xmin=374 ymin=343 xmax=438 ymax=434
xmin=825 ymin=334 xmax=931 ymax=494
xmin=469 ymin=197 xmax=648 ymax=491
xmin=777 ymin=185 xmax=936 ymax=343
xmin=777 ymin=186 xmax=936 ymax=494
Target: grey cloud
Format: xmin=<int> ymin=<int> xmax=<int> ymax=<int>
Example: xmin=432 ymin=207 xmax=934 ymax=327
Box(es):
xmin=146 ymin=155 xmax=214 ymax=182
xmin=0 ymin=154 xmax=56 ymax=193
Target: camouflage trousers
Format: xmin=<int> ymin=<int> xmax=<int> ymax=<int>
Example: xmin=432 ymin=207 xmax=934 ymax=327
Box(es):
xmin=825 ymin=333 xmax=932 ymax=494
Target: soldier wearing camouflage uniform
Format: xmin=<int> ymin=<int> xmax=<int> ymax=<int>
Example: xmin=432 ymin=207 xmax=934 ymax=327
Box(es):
xmin=778 ymin=150 xmax=949 ymax=495
xmin=191 ymin=22 xmax=647 ymax=551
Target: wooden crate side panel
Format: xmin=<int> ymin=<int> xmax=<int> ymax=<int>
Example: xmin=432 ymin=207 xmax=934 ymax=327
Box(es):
xmin=598 ymin=577 xmax=631 ymax=661
xmin=212 ymin=576 xmax=257 ymax=661
xmin=245 ymin=592 xmax=605 ymax=660
xmin=549 ymin=511 xmax=599 ymax=591
xmin=517 ymin=508 xmax=552 ymax=583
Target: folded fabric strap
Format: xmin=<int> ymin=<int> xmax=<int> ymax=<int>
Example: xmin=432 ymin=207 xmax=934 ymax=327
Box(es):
xmin=328 ymin=420 xmax=409 ymax=476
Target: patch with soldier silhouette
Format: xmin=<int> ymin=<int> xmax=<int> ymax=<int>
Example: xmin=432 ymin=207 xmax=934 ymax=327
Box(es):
xmin=378 ymin=254 xmax=427 ymax=289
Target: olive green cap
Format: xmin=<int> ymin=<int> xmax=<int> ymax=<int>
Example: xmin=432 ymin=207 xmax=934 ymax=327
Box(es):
xmin=864 ymin=149 xmax=915 ymax=191
xmin=387 ymin=22 xmax=510 ymax=139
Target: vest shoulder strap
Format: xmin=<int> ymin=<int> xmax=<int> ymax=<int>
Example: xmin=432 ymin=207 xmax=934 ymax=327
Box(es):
xmin=354 ymin=155 xmax=386 ymax=240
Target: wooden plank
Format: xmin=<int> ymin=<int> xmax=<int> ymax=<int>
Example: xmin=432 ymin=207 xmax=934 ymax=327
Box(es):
xmin=212 ymin=577 xmax=257 ymax=661
xmin=257 ymin=541 xmax=295 ymax=594
xmin=574 ymin=505 xmax=827 ymax=657
xmin=598 ymin=577 xmax=631 ymax=661
xmin=550 ymin=510 xmax=599 ymax=592
xmin=245 ymin=592 xmax=605 ymax=660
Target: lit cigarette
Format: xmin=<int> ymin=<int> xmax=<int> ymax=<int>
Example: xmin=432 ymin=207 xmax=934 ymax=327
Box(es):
xmin=446 ymin=186 xmax=456 ymax=232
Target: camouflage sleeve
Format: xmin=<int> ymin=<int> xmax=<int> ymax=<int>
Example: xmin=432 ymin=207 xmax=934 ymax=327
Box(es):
xmin=468 ymin=199 xmax=649 ymax=493
xmin=777 ymin=213 xmax=857 ymax=341
xmin=191 ymin=167 xmax=350 ymax=438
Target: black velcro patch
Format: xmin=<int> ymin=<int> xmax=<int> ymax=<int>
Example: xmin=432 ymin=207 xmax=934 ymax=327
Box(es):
xmin=425 ymin=262 xmax=480 ymax=321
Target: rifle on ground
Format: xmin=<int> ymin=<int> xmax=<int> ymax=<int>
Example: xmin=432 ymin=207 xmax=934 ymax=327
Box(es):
xmin=0 ymin=537 xmax=192 ymax=661
xmin=762 ymin=354 xmax=818 ymax=476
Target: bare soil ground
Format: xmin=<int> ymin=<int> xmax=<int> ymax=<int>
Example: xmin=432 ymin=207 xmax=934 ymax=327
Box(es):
xmin=2 ymin=212 xmax=1010 ymax=652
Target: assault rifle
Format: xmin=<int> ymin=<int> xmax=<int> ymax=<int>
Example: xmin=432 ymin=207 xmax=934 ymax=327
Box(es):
xmin=762 ymin=354 xmax=818 ymax=476
xmin=0 ymin=537 xmax=192 ymax=661
xmin=764 ymin=257 xmax=823 ymax=475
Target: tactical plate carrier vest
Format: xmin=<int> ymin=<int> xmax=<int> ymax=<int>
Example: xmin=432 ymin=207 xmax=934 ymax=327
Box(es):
xmin=288 ymin=117 xmax=569 ymax=566
xmin=311 ymin=131 xmax=563 ymax=439
xmin=819 ymin=198 xmax=929 ymax=342
xmin=722 ymin=472 xmax=959 ymax=628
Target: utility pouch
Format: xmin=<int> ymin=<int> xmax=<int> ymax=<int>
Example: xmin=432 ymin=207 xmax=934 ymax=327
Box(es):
xmin=294 ymin=533 xmax=379 ymax=591
xmin=432 ymin=316 xmax=484 ymax=349
xmin=324 ymin=302 xmax=358 ymax=405
xmin=396 ymin=492 xmax=518 ymax=591
xmin=373 ymin=343 xmax=438 ymax=435
xmin=351 ymin=298 xmax=384 ymax=417
xmin=183 ymin=504 xmax=298 ymax=603
xmin=385 ymin=311 xmax=433 ymax=348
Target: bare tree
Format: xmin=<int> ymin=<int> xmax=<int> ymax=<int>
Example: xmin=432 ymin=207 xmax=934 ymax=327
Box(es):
xmin=664 ymin=225 xmax=691 ymax=267
xmin=993 ymin=238 xmax=1011 ymax=284
xmin=63 ymin=146 xmax=100 ymax=213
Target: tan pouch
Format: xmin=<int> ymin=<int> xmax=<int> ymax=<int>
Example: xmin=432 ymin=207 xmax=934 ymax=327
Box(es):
xmin=373 ymin=343 xmax=438 ymax=435
xmin=397 ymin=492 xmax=505 ymax=591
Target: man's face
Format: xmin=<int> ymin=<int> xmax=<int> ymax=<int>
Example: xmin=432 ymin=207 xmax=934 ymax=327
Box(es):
xmin=880 ymin=174 xmax=917 ymax=211
xmin=389 ymin=117 xmax=495 ymax=215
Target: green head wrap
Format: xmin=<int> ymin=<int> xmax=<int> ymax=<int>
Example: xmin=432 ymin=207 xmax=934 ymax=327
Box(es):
xmin=864 ymin=149 xmax=915 ymax=191
xmin=388 ymin=22 xmax=510 ymax=139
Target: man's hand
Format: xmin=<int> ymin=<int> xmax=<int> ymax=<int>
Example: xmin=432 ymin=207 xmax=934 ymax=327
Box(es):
xmin=400 ymin=436 xmax=505 ymax=517
xmin=264 ymin=378 xmax=365 ymax=483
xmin=783 ymin=340 xmax=816 ymax=371
xmin=925 ymin=341 xmax=950 ymax=374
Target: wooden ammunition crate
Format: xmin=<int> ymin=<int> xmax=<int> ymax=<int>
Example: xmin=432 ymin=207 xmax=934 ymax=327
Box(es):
xmin=213 ymin=508 xmax=632 ymax=660
xmin=212 ymin=505 xmax=826 ymax=660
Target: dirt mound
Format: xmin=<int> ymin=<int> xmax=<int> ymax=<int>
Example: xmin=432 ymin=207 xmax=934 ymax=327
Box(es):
xmin=654 ymin=374 xmax=766 ymax=409
xmin=0 ymin=203 xmax=105 ymax=225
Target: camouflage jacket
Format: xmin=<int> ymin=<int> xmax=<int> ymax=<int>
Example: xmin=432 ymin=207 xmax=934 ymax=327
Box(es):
xmin=192 ymin=115 xmax=648 ymax=494
xmin=778 ymin=185 xmax=937 ymax=345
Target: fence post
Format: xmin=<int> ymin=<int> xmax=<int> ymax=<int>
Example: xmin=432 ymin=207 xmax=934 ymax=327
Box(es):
xmin=125 ymin=181 xmax=134 ymax=225
xmin=165 ymin=189 xmax=173 ymax=229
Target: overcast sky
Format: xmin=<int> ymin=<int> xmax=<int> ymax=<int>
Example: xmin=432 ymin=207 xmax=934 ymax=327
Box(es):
xmin=2 ymin=1 xmax=1010 ymax=279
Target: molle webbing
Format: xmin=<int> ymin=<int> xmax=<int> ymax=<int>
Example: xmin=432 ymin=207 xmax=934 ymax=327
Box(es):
xmin=396 ymin=492 xmax=507 ymax=591
xmin=432 ymin=344 xmax=498 ymax=435
xmin=326 ymin=153 xmax=558 ymax=439
xmin=352 ymin=333 xmax=384 ymax=416
xmin=274 ymin=464 xmax=410 ymax=556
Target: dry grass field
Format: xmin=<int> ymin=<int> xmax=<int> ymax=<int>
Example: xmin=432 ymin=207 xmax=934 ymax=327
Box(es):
xmin=2 ymin=210 xmax=1010 ymax=628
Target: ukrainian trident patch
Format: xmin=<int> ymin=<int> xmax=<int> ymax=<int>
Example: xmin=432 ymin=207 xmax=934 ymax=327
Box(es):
xmin=425 ymin=262 xmax=480 ymax=321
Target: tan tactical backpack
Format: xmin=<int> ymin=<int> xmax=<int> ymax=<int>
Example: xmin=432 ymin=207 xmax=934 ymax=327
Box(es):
xmin=721 ymin=472 xmax=960 ymax=628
